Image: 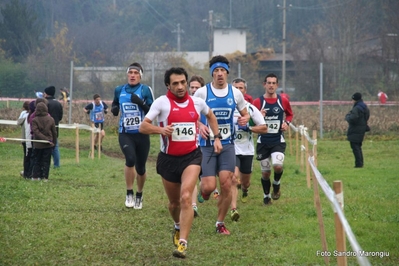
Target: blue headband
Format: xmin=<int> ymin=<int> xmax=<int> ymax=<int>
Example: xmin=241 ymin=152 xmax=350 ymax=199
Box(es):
xmin=210 ymin=62 xmax=229 ymax=76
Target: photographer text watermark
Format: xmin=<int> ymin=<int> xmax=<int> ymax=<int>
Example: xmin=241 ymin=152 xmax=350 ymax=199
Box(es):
xmin=316 ymin=250 xmax=389 ymax=258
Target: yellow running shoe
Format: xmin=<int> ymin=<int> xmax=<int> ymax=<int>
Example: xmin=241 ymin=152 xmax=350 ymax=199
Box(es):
xmin=241 ymin=190 xmax=248 ymax=203
xmin=173 ymin=242 xmax=187 ymax=258
xmin=230 ymin=209 xmax=240 ymax=222
xmin=172 ymin=228 xmax=180 ymax=247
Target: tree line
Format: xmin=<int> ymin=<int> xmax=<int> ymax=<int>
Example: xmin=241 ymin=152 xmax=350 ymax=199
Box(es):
xmin=0 ymin=0 xmax=398 ymax=101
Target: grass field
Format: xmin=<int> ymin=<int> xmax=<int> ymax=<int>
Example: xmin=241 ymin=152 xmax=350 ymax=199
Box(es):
xmin=0 ymin=126 xmax=398 ymax=265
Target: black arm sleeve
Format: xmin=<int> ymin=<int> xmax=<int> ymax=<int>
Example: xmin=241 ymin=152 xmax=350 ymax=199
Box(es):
xmin=141 ymin=104 xmax=150 ymax=114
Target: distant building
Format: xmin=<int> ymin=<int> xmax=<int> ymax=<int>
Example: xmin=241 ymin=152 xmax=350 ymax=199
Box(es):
xmin=213 ymin=27 xmax=246 ymax=55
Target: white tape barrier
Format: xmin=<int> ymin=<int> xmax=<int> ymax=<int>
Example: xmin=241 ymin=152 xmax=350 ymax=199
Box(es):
xmin=308 ymin=157 xmax=371 ymax=266
xmin=0 ymin=120 xmax=101 ymax=133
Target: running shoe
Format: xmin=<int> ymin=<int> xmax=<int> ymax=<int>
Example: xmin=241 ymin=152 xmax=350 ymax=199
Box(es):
xmin=272 ymin=184 xmax=281 ymax=200
xmin=241 ymin=190 xmax=248 ymax=203
xmin=172 ymin=228 xmax=180 ymax=247
xmin=197 ymin=189 xmax=205 ymax=203
xmin=193 ymin=205 xmax=199 ymax=217
xmin=125 ymin=194 xmax=134 ymax=208
xmin=173 ymin=241 xmax=187 ymax=258
xmin=230 ymin=209 xmax=240 ymax=222
xmin=134 ymin=196 xmax=143 ymax=209
xmin=216 ymin=223 xmax=230 ymax=235
xmin=263 ymin=197 xmax=272 ymax=206
xmin=213 ymin=191 xmax=219 ymax=199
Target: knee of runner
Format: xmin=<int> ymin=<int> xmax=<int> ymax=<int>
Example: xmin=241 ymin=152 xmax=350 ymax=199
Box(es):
xmin=136 ymin=167 xmax=146 ymax=176
xmin=125 ymin=159 xmax=135 ymax=168
xmin=273 ymin=164 xmax=283 ymax=173
xmin=169 ymin=201 xmax=180 ymax=210
xmin=219 ymin=179 xmax=232 ymax=193
xmin=261 ymin=171 xmax=271 ymax=179
xmin=180 ymin=192 xmax=192 ymax=206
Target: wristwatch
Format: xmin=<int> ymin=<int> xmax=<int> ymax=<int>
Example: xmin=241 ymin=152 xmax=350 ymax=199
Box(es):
xmin=214 ymin=133 xmax=222 ymax=139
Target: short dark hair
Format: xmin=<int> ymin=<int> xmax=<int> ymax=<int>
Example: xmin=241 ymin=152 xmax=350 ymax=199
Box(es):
xmin=93 ymin=94 xmax=100 ymax=100
xmin=209 ymin=55 xmax=229 ymax=68
xmin=164 ymin=67 xmax=188 ymax=86
xmin=189 ymin=75 xmax=205 ymax=87
xmin=264 ymin=73 xmax=279 ymax=83
xmin=23 ymin=101 xmax=30 ymax=111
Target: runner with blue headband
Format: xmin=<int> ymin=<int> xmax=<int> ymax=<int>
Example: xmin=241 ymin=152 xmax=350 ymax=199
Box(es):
xmin=209 ymin=62 xmax=229 ymax=76
xmin=193 ymin=55 xmax=250 ymax=236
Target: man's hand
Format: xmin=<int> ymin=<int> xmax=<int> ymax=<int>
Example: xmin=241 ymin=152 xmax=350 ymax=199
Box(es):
xmin=199 ymin=123 xmax=210 ymax=139
xmin=237 ymin=114 xmax=249 ymax=126
xmin=281 ymin=121 xmax=289 ymax=131
xmin=213 ymin=138 xmax=223 ymax=154
xmin=131 ymin=94 xmax=144 ymax=106
xmin=111 ymin=105 xmax=119 ymax=116
xmin=161 ymin=125 xmax=174 ymax=136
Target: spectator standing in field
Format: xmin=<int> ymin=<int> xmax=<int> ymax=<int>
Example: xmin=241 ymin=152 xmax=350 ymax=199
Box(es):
xmin=31 ymin=102 xmax=57 ymax=181
xmin=17 ymin=101 xmax=30 ymax=177
xmin=111 ymin=62 xmax=154 ymax=209
xmin=377 ymin=90 xmax=388 ymax=104
xmin=43 ymin=86 xmax=63 ymax=168
xmin=253 ymin=73 xmax=294 ymax=206
xmin=230 ymin=78 xmax=267 ymax=221
xmin=345 ymin=92 xmax=370 ymax=168
xmin=22 ymin=101 xmax=37 ymax=179
xmin=140 ymin=67 xmax=221 ymax=258
xmin=28 ymin=98 xmax=48 ymax=178
xmin=188 ymin=75 xmax=205 ymax=217
xmin=194 ymin=55 xmax=249 ymax=235
xmin=84 ymin=94 xmax=109 ymax=151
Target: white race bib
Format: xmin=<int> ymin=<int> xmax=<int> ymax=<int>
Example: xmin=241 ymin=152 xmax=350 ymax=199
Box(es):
xmin=172 ymin=122 xmax=196 ymax=142
xmin=266 ymin=120 xmax=281 ymax=133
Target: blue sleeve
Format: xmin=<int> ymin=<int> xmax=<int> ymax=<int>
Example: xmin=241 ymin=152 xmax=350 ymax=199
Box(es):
xmin=142 ymin=86 xmax=154 ymax=106
xmin=112 ymin=86 xmax=123 ymax=107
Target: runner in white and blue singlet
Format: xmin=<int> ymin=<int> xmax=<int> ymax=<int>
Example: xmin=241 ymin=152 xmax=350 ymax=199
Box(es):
xmin=111 ymin=62 xmax=154 ymax=209
xmin=194 ymin=55 xmax=249 ymax=235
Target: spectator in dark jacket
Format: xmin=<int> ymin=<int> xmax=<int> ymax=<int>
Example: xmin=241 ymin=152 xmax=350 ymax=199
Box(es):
xmin=345 ymin=92 xmax=370 ymax=168
xmin=31 ymin=102 xmax=57 ymax=181
xmin=44 ymin=86 xmax=63 ymax=168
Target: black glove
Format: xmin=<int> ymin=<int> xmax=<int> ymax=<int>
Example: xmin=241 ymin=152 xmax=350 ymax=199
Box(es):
xmin=104 ymin=109 xmax=108 ymax=114
xmin=131 ymin=94 xmax=144 ymax=106
xmin=111 ymin=105 xmax=119 ymax=116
